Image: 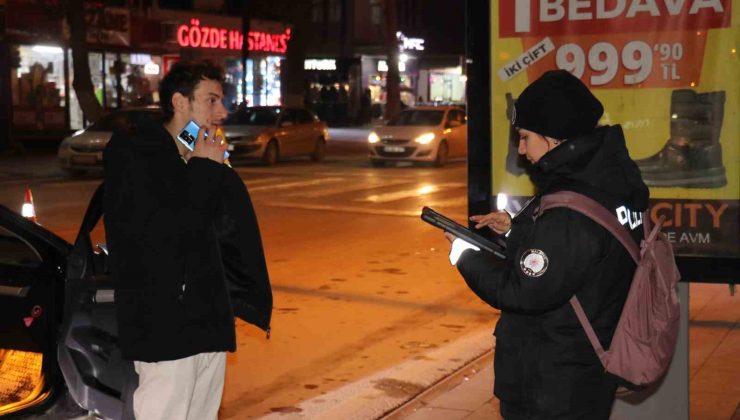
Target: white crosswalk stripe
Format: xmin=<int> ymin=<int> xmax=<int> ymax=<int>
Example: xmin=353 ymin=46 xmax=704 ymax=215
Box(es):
xmin=243 ymin=176 xmax=293 ymax=187
xmin=287 ymin=179 xmax=410 ymax=198
xmin=247 ymin=177 xmax=345 ymax=192
xmin=237 ymin=172 xmax=467 ymax=217
xmin=422 ymin=196 xmax=468 ymax=208
xmin=354 ymin=183 xmax=466 ymax=203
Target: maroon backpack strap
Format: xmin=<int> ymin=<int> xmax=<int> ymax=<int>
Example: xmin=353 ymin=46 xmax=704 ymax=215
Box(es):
xmin=538 ymin=191 xmax=646 ymax=368
xmin=538 ymin=191 xmax=640 ymax=263
xmin=569 ymin=296 xmax=608 ymax=365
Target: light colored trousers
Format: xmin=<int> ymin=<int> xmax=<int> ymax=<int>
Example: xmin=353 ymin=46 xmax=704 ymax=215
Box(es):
xmin=133 ymin=352 xmax=226 ymax=420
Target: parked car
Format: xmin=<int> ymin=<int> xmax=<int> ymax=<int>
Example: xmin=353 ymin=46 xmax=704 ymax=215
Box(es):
xmin=367 ymin=106 xmax=467 ymax=167
xmin=222 ymin=106 xmax=330 ymax=165
xmin=0 ymin=185 xmax=136 ymax=419
xmin=57 ymin=107 xmax=162 ymax=176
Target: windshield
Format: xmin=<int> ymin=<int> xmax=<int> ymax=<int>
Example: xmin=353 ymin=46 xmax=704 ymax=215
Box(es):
xmin=86 ymin=110 xmax=158 ymax=132
xmin=226 ymin=107 xmax=280 ymax=126
xmin=387 ymin=110 xmax=444 ymax=126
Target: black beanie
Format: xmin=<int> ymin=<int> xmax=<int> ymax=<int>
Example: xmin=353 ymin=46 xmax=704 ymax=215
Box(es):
xmin=512 ymin=70 xmax=603 ymax=141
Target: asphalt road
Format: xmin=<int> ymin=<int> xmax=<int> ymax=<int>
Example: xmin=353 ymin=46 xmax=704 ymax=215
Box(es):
xmin=0 ymin=129 xmax=499 ymax=418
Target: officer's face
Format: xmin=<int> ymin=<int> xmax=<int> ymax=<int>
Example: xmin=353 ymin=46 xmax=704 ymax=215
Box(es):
xmin=188 ymin=79 xmax=228 ymax=127
xmin=517 ymin=128 xmax=561 ymax=164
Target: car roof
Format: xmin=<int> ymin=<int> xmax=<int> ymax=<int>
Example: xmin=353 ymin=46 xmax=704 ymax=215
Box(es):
xmin=242 ymin=106 xmax=309 ymax=110
xmin=402 ymin=106 xmax=464 ymax=112
xmin=108 ymin=106 xmax=161 ymax=114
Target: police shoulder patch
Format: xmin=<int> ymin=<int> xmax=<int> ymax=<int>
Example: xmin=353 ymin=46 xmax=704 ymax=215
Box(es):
xmin=519 ymin=249 xmax=549 ymax=277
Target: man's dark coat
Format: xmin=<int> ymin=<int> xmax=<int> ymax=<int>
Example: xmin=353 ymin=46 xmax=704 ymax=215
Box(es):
xmin=103 ymin=117 xmax=272 ymax=362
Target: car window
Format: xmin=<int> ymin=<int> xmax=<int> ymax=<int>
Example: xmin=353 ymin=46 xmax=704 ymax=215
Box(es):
xmin=0 ymin=226 xmax=42 ymax=268
xmin=279 ymin=109 xmax=297 ymax=126
xmin=387 ymin=110 xmax=444 ymax=126
xmin=86 ymin=110 xmax=160 ymax=132
xmin=449 ymin=110 xmax=466 ymax=125
xmin=86 ymin=113 xmax=133 ymax=132
xmin=225 ymin=107 xmax=280 ymax=126
xmin=295 ymin=110 xmax=314 ymax=124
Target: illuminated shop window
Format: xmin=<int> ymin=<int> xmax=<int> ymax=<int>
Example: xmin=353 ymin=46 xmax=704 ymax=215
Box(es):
xmin=11 ymin=45 xmax=67 ymax=130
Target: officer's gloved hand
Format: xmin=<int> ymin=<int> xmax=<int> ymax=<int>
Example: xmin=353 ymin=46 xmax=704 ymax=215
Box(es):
xmin=448 ymin=238 xmax=480 ymax=265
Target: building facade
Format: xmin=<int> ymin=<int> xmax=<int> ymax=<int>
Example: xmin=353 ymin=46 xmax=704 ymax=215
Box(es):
xmin=2 ymin=0 xmax=291 ymax=140
xmin=303 ymin=0 xmax=466 ymax=125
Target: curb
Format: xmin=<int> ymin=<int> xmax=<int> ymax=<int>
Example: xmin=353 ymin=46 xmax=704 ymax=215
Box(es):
xmin=381 ymin=350 xmax=494 ymax=419
xmin=258 ymin=329 xmax=494 ymax=419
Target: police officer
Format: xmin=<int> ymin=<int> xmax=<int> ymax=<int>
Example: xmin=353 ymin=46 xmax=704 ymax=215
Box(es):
xmin=446 ymin=70 xmax=649 ymax=419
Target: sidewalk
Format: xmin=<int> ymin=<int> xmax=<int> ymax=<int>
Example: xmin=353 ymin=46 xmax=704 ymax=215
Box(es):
xmin=384 ymin=351 xmax=499 ymax=420
xmin=383 ymin=283 xmax=739 ymax=420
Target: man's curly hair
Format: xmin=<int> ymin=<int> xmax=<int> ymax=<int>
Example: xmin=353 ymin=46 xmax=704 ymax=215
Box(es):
xmin=159 ymin=61 xmax=224 ymax=122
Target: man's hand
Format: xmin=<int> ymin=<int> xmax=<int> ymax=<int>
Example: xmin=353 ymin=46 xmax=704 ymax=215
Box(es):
xmin=470 ymin=211 xmax=512 ymax=234
xmin=192 ymin=125 xmax=228 ymax=164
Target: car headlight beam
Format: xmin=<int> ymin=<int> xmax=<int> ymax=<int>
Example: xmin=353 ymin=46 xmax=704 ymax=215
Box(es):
xmin=368 ymin=132 xmax=380 ymax=144
xmin=414 ymin=133 xmax=435 ymax=145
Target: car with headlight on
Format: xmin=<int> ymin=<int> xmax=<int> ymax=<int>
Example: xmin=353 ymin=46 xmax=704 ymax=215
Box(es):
xmin=57 ymin=107 xmax=162 ymax=176
xmin=367 ymin=106 xmax=467 ymax=167
xmin=222 ymin=106 xmax=329 ymax=166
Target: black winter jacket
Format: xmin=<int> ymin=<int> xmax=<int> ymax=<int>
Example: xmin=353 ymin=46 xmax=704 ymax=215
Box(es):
xmin=103 ymin=117 xmax=272 ymax=362
xmin=457 ymin=125 xmax=649 ymax=419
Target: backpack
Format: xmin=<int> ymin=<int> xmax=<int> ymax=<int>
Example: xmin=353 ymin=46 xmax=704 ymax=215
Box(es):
xmin=538 ymin=191 xmax=681 ymax=387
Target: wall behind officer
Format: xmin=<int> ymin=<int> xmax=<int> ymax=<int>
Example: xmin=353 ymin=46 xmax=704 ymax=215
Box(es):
xmin=446 ymin=70 xmax=649 ymax=419
xmin=103 ymin=61 xmax=272 ymax=420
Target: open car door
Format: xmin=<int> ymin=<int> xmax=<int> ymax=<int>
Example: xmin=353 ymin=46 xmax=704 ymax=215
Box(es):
xmin=0 ymin=203 xmax=70 ymax=417
xmin=57 ymin=183 xmax=136 ymax=420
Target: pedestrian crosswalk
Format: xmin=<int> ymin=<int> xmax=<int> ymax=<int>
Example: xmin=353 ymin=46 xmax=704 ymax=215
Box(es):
xmin=241 ymin=172 xmax=468 ymax=219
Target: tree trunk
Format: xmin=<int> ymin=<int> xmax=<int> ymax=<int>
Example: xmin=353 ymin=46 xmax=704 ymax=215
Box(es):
xmin=66 ymin=0 xmax=103 ymax=123
xmin=282 ymin=1 xmax=311 ymax=107
xmin=383 ymin=0 xmax=400 ymax=120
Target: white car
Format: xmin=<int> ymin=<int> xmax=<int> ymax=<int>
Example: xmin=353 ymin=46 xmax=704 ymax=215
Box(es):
xmin=57 ymin=107 xmax=162 ymax=176
xmin=368 ymin=106 xmax=467 ymax=167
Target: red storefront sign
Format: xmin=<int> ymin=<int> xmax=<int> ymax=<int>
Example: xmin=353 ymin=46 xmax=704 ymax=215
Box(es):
xmin=176 ymin=18 xmax=291 ymax=53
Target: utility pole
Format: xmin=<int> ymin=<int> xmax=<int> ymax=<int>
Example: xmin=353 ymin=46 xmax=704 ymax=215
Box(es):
xmin=383 ymin=0 xmax=400 ymax=120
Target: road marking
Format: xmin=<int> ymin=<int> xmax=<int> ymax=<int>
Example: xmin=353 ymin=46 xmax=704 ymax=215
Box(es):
xmin=288 ymin=180 xmax=411 ymax=198
xmin=422 ymin=196 xmax=468 ymax=208
xmin=242 ymin=176 xmax=293 ymax=187
xmin=247 ymin=177 xmax=345 ymax=192
xmin=354 ymin=183 xmax=466 ymax=203
xmin=260 ymin=201 xmax=466 ymax=220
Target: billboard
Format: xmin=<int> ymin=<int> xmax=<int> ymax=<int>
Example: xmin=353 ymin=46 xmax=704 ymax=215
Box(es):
xmin=490 ymin=0 xmax=738 ymax=257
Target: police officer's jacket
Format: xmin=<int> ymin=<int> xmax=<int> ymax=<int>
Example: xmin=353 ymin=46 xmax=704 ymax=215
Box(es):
xmin=103 ymin=116 xmax=272 ymax=362
xmin=456 ymin=125 xmax=649 ymax=418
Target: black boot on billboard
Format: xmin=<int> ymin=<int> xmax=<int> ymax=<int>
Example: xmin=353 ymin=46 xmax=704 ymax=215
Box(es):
xmin=637 ymin=89 xmax=727 ymax=188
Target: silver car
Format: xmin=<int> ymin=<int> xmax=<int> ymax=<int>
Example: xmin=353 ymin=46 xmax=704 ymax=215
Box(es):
xmin=57 ymin=107 xmax=162 ymax=176
xmin=222 ymin=106 xmax=330 ymax=166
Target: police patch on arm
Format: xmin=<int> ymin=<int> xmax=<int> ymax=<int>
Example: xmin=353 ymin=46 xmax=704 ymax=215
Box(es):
xmin=520 ymin=249 xmax=549 ymax=277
